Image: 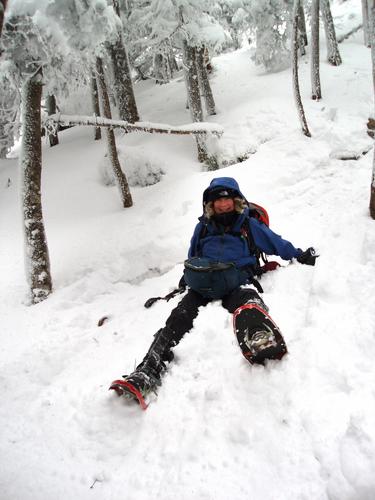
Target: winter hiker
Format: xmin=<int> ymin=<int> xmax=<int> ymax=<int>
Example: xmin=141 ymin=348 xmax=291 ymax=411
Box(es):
xmin=110 ymin=177 xmax=317 ymax=406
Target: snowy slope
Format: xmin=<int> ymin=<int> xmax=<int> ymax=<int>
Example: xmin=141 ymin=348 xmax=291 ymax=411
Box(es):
xmin=1 ymin=3 xmax=375 ymax=499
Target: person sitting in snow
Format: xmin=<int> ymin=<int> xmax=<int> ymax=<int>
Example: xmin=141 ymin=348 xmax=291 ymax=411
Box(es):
xmin=110 ymin=177 xmax=317 ymax=404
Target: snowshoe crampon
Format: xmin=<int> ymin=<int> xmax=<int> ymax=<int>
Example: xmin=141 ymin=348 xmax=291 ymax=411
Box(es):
xmin=233 ymin=303 xmax=287 ymax=365
xmin=109 ymin=379 xmax=148 ymax=410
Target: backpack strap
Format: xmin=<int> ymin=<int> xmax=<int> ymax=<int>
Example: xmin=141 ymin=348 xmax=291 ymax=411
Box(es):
xmin=196 ymin=222 xmax=208 ymax=256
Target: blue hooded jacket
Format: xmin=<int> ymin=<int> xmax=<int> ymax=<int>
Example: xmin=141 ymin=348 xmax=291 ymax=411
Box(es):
xmin=188 ymin=177 xmax=302 ymax=271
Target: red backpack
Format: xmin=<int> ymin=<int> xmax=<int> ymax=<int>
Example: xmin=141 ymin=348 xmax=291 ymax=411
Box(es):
xmin=248 ymin=202 xmax=269 ymax=227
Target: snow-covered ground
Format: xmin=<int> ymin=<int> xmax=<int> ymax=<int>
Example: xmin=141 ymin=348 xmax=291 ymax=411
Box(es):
xmin=1 ymin=3 xmax=375 ymax=499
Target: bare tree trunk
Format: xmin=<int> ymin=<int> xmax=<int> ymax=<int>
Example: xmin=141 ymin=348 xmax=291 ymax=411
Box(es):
xmin=363 ymin=0 xmax=371 ymax=48
xmin=95 ymin=57 xmax=133 ymax=208
xmin=321 ymin=0 xmax=342 ymax=65
xmin=20 ymin=68 xmax=52 ymax=304
xmin=153 ymin=52 xmax=171 ymax=84
xmin=90 ymin=73 xmax=101 ymax=141
xmin=196 ymin=46 xmax=216 ymax=116
xmin=311 ymin=0 xmax=322 ymax=100
xmin=45 ymin=94 xmax=59 ymax=147
xmin=297 ymin=1 xmax=308 ymax=54
xmin=369 ymin=1 xmax=375 ymax=218
xmin=108 ymin=0 xmax=139 ymax=123
xmin=183 ymin=42 xmax=218 ymax=168
xmin=292 ymin=0 xmax=311 ymax=137
xmin=0 ymin=0 xmax=7 ymax=41
xmin=183 ymin=42 xmax=207 ymax=163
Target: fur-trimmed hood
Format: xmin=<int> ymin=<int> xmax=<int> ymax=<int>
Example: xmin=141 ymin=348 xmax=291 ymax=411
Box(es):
xmin=204 ymin=197 xmax=248 ymax=218
xmin=202 ymin=177 xmax=247 ymax=219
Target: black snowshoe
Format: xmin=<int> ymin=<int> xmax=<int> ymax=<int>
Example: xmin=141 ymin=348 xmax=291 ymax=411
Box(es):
xmin=233 ymin=303 xmax=287 ymax=365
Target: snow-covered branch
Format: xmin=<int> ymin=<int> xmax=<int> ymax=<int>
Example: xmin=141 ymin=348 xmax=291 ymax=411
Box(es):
xmin=44 ymin=113 xmax=224 ymax=137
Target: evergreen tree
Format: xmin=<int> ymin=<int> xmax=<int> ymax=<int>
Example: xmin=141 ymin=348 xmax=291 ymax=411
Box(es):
xmin=251 ymin=0 xmax=292 ymax=72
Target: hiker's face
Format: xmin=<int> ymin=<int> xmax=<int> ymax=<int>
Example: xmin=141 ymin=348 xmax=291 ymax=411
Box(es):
xmin=213 ymin=197 xmax=235 ymax=214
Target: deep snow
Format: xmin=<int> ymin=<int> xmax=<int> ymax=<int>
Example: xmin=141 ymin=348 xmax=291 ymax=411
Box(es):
xmin=1 ymin=3 xmax=375 ymax=499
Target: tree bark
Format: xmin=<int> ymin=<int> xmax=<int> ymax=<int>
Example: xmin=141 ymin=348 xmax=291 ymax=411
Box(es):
xmin=45 ymin=94 xmax=59 ymax=147
xmin=297 ymin=1 xmax=308 ymax=54
xmin=0 ymin=0 xmax=7 ymax=40
xmin=95 ymin=57 xmax=133 ymax=208
xmin=311 ymin=0 xmax=322 ymax=100
xmin=108 ymin=0 xmax=139 ymax=123
xmin=292 ymin=0 xmax=311 ymax=137
xmin=90 ymin=73 xmax=101 ymax=141
xmin=20 ymin=68 xmax=53 ymax=304
xmin=369 ymin=0 xmax=375 ymax=218
xmin=183 ymin=42 xmax=209 ymax=163
xmin=196 ymin=46 xmax=216 ymax=116
xmin=153 ymin=52 xmax=170 ymax=84
xmin=321 ymin=0 xmax=342 ymax=66
xmin=362 ymin=0 xmax=371 ymax=48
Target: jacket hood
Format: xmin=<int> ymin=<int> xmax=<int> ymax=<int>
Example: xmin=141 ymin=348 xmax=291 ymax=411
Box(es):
xmin=202 ymin=177 xmax=246 ymax=205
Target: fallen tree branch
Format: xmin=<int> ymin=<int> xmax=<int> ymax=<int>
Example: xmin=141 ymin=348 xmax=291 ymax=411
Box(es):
xmin=329 ymin=146 xmax=372 ymax=160
xmin=337 ymin=24 xmax=363 ymax=44
xmin=44 ymin=113 xmax=224 ymax=137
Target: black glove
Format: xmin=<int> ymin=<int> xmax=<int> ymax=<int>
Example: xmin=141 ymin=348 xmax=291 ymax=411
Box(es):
xmin=297 ymin=247 xmax=318 ymax=266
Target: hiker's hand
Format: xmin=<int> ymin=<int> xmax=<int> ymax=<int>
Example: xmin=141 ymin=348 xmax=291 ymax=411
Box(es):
xmin=297 ymin=247 xmax=318 ymax=266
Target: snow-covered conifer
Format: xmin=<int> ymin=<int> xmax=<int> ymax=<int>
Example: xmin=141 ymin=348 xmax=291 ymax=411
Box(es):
xmin=0 ymin=68 xmax=20 ymax=158
xmin=251 ymin=0 xmax=292 ymax=72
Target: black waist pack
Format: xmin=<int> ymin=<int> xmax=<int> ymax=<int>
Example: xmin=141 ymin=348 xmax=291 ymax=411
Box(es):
xmin=184 ymin=257 xmax=248 ymax=299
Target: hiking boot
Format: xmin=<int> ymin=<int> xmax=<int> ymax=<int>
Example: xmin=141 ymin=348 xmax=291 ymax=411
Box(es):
xmin=122 ymin=368 xmax=161 ymax=397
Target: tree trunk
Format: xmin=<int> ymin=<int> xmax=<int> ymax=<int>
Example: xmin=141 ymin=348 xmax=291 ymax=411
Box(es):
xmin=369 ymin=0 xmax=375 ymax=218
xmin=311 ymin=0 xmax=322 ymax=100
xmin=108 ymin=0 xmax=139 ymax=123
xmin=292 ymin=0 xmax=311 ymax=137
xmin=183 ymin=42 xmax=218 ymax=168
xmin=20 ymin=68 xmax=53 ymax=304
xmin=321 ymin=0 xmax=342 ymax=65
xmin=95 ymin=57 xmax=133 ymax=208
xmin=45 ymin=94 xmax=59 ymax=146
xmin=183 ymin=42 xmax=206 ymax=163
xmin=362 ymin=0 xmax=371 ymax=48
xmin=297 ymin=1 xmax=308 ymax=54
xmin=153 ymin=52 xmax=170 ymax=84
xmin=90 ymin=73 xmax=101 ymax=140
xmin=196 ymin=46 xmax=216 ymax=116
xmin=0 ymin=0 xmax=7 ymax=40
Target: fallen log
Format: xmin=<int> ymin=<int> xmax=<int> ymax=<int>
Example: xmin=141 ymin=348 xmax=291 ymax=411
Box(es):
xmin=44 ymin=113 xmax=224 ymax=137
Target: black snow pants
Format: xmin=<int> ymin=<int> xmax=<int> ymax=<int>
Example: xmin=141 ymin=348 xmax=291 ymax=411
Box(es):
xmin=141 ymin=287 xmax=269 ymax=365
